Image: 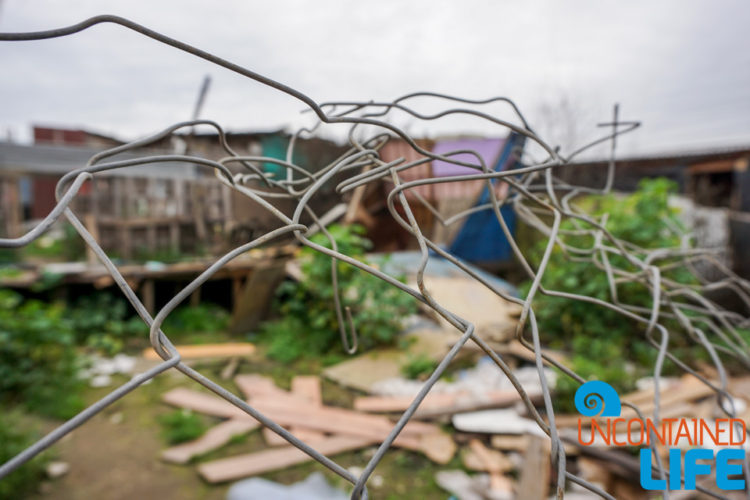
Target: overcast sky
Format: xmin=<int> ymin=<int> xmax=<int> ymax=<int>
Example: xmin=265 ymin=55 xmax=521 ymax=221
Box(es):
xmin=1 ymin=1 xmax=748 ymax=158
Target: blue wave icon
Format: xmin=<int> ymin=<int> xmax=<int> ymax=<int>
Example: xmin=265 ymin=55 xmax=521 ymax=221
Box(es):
xmin=574 ymin=380 xmax=621 ymax=417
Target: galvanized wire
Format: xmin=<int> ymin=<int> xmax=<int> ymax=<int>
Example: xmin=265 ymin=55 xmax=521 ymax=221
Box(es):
xmin=1 ymin=16 xmax=750 ymax=499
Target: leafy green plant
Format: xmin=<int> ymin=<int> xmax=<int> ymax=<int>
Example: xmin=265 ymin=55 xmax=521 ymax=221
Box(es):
xmin=260 ymin=225 xmax=417 ymax=362
xmin=0 ymin=290 xmax=85 ymax=419
xmin=162 ymin=303 xmax=230 ymax=333
xmin=0 ymin=412 xmax=50 ymax=498
xmin=67 ymin=293 xmax=148 ymax=355
xmin=158 ymin=409 xmax=207 ymax=445
xmin=401 ymin=355 xmax=438 ymax=380
xmin=521 ymin=178 xmax=701 ymax=411
xmin=21 ymin=223 xmax=86 ymax=262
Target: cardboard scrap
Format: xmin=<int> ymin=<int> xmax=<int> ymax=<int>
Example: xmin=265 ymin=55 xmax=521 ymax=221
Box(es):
xmin=322 ymin=328 xmax=452 ymax=393
xmin=418 ymin=276 xmax=521 ymax=343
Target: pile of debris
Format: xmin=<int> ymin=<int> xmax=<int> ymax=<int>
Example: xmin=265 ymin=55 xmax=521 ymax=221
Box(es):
xmin=159 ymin=352 xmax=750 ymax=499
xmin=155 ymin=269 xmax=750 ymax=499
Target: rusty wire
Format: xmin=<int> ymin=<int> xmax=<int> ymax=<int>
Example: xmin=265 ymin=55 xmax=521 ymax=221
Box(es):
xmin=1 ymin=15 xmax=750 ymax=500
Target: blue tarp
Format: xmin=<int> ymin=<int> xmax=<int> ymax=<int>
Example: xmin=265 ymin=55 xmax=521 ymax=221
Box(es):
xmin=447 ymin=132 xmax=525 ymax=265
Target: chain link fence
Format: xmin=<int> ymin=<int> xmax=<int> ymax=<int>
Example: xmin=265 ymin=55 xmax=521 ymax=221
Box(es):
xmin=2 ymin=16 xmax=750 ymax=499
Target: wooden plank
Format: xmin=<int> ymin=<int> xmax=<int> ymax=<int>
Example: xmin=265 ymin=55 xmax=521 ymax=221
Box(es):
xmin=518 ymin=435 xmax=550 ymax=500
xmin=291 ymin=376 xmax=322 ymax=406
xmin=249 ymin=395 xmax=440 ymax=438
xmin=144 ymin=342 xmax=256 ymax=361
xmin=353 ymin=390 xmax=528 ymax=417
xmin=162 ymin=387 xmax=246 ymax=418
xmin=163 ymin=387 xmax=454 ymax=462
xmin=355 ymin=393 xmax=458 ymax=413
xmin=198 ymin=435 xmax=376 ymax=483
xmin=467 ymin=439 xmax=513 ymax=493
xmin=290 ymin=375 xmax=324 ymax=442
xmin=463 ymin=439 xmax=512 ymax=473
xmin=237 ymin=375 xmax=439 ymax=438
xmin=84 ymin=214 xmax=99 ymax=265
xmin=247 ymin=397 xmax=454 ymax=462
xmin=161 ymin=419 xmax=258 ymax=464
xmin=220 ymin=357 xmax=240 ymax=380
xmin=262 ymin=426 xmax=326 ymax=446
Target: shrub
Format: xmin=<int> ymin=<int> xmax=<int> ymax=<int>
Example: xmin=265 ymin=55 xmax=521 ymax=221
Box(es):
xmin=401 ymin=355 xmax=437 ymax=380
xmin=159 ymin=409 xmax=207 ymax=445
xmin=521 ymin=178 xmax=701 ymax=410
xmin=0 ymin=290 xmax=84 ymax=419
xmin=68 ymin=293 xmax=148 ymax=355
xmin=162 ymin=303 xmax=230 ymax=333
xmin=261 ymin=225 xmax=417 ymax=362
xmin=0 ymin=412 xmax=49 ymax=498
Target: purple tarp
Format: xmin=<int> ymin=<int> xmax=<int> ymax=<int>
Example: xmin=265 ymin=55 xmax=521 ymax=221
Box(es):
xmin=431 ymin=137 xmax=505 ymax=177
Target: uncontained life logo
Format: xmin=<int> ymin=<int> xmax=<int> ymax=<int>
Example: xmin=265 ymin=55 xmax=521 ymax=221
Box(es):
xmin=574 ymin=380 xmax=747 ymax=491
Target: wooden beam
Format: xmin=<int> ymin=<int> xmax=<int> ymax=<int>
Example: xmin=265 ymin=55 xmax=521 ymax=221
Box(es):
xmin=518 ymin=435 xmax=550 ymax=500
xmin=161 ymin=419 xmax=258 ymax=464
xmin=144 ymin=343 xmax=256 ymax=361
xmin=198 ymin=435 xmax=375 ymax=483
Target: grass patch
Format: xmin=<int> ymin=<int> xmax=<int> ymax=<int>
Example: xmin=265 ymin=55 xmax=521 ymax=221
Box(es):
xmin=159 ymin=409 xmax=208 ymax=445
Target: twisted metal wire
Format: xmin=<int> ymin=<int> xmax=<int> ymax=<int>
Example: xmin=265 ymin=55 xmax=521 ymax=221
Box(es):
xmin=1 ymin=16 xmax=749 ymax=499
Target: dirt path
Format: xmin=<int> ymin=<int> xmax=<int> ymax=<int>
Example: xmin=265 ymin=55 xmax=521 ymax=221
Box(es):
xmin=32 ymin=374 xmax=227 ymax=500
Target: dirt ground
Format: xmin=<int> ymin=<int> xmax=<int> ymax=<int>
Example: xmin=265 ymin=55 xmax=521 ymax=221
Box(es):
xmin=27 ymin=355 xmax=448 ymax=500
xmin=31 ymin=371 xmax=228 ymax=500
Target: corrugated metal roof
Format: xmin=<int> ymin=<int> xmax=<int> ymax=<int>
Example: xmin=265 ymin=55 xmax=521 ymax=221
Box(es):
xmin=0 ymin=141 xmax=200 ymax=179
xmin=568 ymin=143 xmax=750 ymax=167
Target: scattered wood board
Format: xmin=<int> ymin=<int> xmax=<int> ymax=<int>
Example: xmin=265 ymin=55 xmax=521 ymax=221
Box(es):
xmin=354 ymin=390 xmax=533 ymax=418
xmin=162 ymin=387 xmax=247 ymax=418
xmin=163 ymin=386 xmax=455 ymax=463
xmin=143 ymin=342 xmax=256 ymax=360
xmin=198 ymin=435 xmax=376 ymax=483
xmin=468 ymin=439 xmax=513 ymax=494
xmin=518 ymin=434 xmax=550 ymax=500
xmin=161 ymin=419 xmax=258 ymax=464
xmin=263 ymin=375 xmax=326 ymax=445
xmin=291 ymin=375 xmax=322 ymax=405
xmin=490 ymin=433 xmax=578 ymax=456
xmin=462 ymin=439 xmax=512 ymax=473
xmin=220 ymin=357 xmax=240 ymax=380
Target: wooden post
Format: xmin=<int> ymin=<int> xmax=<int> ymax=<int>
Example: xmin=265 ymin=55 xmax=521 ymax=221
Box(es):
xmin=146 ymin=224 xmax=157 ymax=256
xmin=190 ymin=286 xmax=201 ymax=307
xmin=119 ymin=224 xmax=132 ymax=260
xmin=169 ymin=222 xmax=180 ymax=254
xmin=141 ymin=279 xmax=155 ymax=315
xmin=518 ymin=435 xmax=550 ymax=500
xmin=83 ymin=214 xmax=99 ymax=265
